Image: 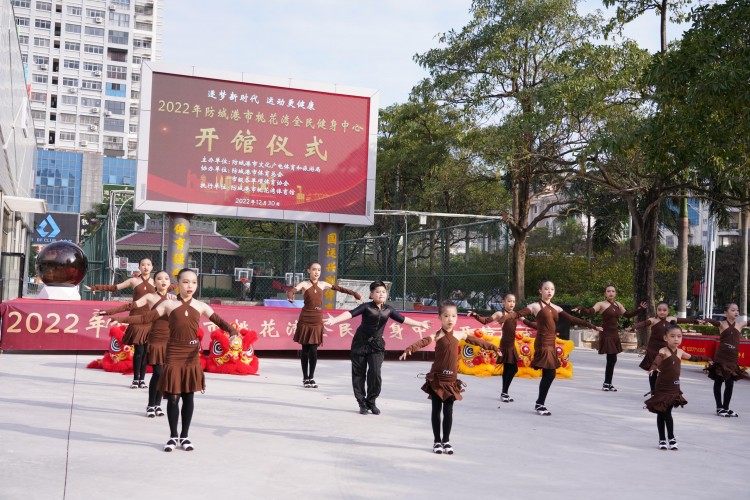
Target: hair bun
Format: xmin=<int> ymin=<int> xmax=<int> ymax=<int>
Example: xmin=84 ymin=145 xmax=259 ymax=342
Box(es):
xmin=669 ymin=320 xmax=677 ymax=325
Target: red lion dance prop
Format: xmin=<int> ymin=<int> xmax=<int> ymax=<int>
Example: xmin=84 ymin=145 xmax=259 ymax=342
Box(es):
xmin=202 ymin=328 xmax=259 ymax=375
xmin=87 ymin=325 xmax=134 ymax=373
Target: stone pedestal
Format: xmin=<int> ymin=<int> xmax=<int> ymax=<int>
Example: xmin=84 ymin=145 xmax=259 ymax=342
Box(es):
xmin=38 ymin=286 xmax=81 ymax=301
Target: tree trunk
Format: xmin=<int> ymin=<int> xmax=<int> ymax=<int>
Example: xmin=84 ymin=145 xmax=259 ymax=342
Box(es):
xmin=511 ymin=230 xmax=527 ymax=302
xmin=677 ymin=198 xmax=689 ymax=317
xmin=633 ymin=210 xmax=659 ymax=347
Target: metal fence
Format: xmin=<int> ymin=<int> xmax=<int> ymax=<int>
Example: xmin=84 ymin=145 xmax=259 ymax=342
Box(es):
xmin=77 ymin=211 xmax=510 ymax=310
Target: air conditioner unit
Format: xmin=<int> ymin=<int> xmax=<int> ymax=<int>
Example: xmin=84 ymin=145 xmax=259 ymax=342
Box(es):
xmin=39 ymin=64 xmax=48 ymax=70
xmin=89 ymin=124 xmax=99 ymax=131
xmin=67 ymin=87 xmax=77 ymax=94
xmin=90 ymin=107 xmax=100 ymax=113
xmin=80 ymin=141 xmax=88 ymax=147
xmin=93 ymin=70 xmax=102 ymax=76
xmin=108 ymin=4 xmax=116 ymax=10
xmin=94 ymin=17 xmax=103 ymax=23
xmin=104 ymin=110 xmax=112 ymax=116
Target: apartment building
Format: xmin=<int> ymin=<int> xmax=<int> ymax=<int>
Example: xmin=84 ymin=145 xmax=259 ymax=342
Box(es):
xmin=11 ymin=0 xmax=162 ymax=158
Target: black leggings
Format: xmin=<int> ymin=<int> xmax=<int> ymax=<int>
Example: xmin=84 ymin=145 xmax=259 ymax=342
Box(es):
xmin=536 ymin=368 xmax=556 ymax=405
xmin=648 ymin=371 xmax=658 ymax=394
xmin=148 ymin=364 xmax=163 ymax=407
xmin=604 ymin=353 xmax=617 ymax=384
xmin=656 ymin=407 xmax=674 ymax=440
xmin=166 ymin=392 xmax=195 ymax=439
xmin=713 ymin=378 xmax=735 ymax=410
xmin=502 ymin=362 xmax=518 ymax=394
xmin=431 ymin=396 xmax=455 ymax=443
xmin=132 ymin=344 xmax=148 ymax=381
xmin=300 ymin=344 xmax=318 ymax=379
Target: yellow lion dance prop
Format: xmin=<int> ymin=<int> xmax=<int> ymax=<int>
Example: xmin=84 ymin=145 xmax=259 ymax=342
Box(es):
xmin=458 ymin=329 xmax=574 ymax=379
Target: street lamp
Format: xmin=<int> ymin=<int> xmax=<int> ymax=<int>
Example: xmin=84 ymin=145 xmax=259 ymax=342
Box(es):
xmin=108 ymin=190 xmax=134 ymax=287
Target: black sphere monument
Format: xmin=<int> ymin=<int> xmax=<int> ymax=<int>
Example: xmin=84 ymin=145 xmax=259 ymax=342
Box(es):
xmin=36 ymin=241 xmax=88 ymax=300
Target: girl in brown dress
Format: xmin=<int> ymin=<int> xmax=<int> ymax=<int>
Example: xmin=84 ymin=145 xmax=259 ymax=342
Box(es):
xmin=628 ymin=301 xmax=699 ymax=395
xmin=497 ymin=280 xmax=601 ymax=415
xmin=401 ymin=301 xmax=501 ymax=454
xmin=468 ymin=293 xmax=528 ymax=403
xmin=87 ymin=257 xmax=156 ymax=389
xmin=645 ymin=324 xmax=711 ymax=449
xmin=288 ymin=261 xmax=361 ymax=388
xmin=112 ymin=268 xmax=238 ymax=452
xmin=573 ymin=286 xmax=646 ymax=391
xmin=699 ymin=303 xmax=749 ymax=417
xmin=97 ymin=270 xmax=175 ymax=418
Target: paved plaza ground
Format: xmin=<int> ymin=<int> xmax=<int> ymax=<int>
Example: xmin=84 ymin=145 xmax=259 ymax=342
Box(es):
xmin=0 ymin=348 xmax=747 ymax=499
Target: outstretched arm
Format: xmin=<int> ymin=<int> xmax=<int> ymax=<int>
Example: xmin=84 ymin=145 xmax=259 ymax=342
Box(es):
xmin=682 ymin=352 xmax=712 ymax=364
xmin=330 ymin=284 xmax=362 ymax=301
xmin=698 ymin=318 xmax=722 ymax=327
xmin=623 ymin=302 xmax=648 ymax=318
xmin=559 ymin=311 xmax=602 ymax=331
xmin=464 ymin=335 xmax=502 ymax=356
xmin=325 ymin=311 xmax=352 ymax=326
xmin=402 ymin=316 xmax=431 ymax=329
xmin=466 ymin=311 xmax=495 ymax=325
xmin=113 ymin=309 xmax=160 ymax=325
xmin=399 ymin=335 xmax=435 ymax=360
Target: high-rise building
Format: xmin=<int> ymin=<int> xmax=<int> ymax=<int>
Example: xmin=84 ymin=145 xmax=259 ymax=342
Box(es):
xmin=11 ymin=0 xmax=163 ymax=159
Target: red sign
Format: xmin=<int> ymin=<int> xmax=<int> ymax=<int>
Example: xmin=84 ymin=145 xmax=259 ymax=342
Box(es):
xmin=0 ymin=299 xmax=496 ymax=352
xmin=136 ymin=63 xmax=378 ymax=226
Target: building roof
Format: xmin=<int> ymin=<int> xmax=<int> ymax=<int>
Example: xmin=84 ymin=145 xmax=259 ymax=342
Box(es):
xmin=116 ymin=229 xmax=240 ymax=252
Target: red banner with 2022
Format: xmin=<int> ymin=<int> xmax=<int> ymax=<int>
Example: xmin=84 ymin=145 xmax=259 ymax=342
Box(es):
xmin=2 ymin=299 xmax=748 ymax=367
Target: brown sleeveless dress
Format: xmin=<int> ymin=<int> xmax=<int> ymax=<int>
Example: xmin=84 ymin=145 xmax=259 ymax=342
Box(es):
xmin=122 ymin=276 xmax=156 ymax=345
xmin=500 ymin=307 xmax=530 ymax=365
xmin=645 ymin=349 xmax=687 ymax=413
xmin=421 ymin=330 xmax=464 ymax=401
xmin=531 ymin=302 xmax=561 ymax=370
xmin=706 ymin=323 xmax=748 ymax=381
xmin=146 ymin=294 xmax=170 ymax=366
xmin=598 ymin=301 xmax=623 ymax=355
xmin=639 ymin=319 xmax=670 ymax=371
xmin=159 ymin=299 xmax=205 ymax=394
xmin=293 ymin=282 xmax=324 ymax=345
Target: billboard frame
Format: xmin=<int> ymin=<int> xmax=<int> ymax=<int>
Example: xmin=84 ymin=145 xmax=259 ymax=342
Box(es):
xmin=135 ymin=62 xmax=379 ymax=226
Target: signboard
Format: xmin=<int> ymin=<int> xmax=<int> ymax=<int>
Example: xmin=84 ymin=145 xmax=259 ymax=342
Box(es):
xmin=136 ymin=62 xmax=379 ymax=226
xmin=102 ymin=184 xmax=134 ymax=204
xmin=32 ymin=212 xmax=80 ymax=245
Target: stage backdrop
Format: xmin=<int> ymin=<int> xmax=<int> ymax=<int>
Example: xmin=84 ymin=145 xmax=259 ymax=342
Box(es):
xmin=135 ymin=62 xmax=379 ymax=226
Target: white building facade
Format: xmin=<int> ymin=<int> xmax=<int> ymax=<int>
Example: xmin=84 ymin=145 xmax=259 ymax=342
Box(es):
xmin=11 ymin=0 xmax=162 ymax=158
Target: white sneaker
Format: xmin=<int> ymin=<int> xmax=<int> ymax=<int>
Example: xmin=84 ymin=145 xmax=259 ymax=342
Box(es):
xmin=433 ymin=442 xmax=443 ymax=454
xmin=163 ymin=437 xmax=178 ymax=452
xmin=535 ymin=404 xmax=551 ymax=416
xmin=442 ymin=442 xmax=454 ymax=455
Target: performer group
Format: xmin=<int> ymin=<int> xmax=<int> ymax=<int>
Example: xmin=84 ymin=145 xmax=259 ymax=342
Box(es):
xmin=91 ymin=264 xmax=748 ymax=454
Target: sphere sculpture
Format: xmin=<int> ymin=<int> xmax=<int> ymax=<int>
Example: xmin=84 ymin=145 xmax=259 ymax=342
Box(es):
xmin=36 ymin=241 xmax=88 ymax=287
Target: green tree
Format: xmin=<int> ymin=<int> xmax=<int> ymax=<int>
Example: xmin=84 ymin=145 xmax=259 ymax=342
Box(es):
xmin=415 ymin=0 xmax=649 ymax=301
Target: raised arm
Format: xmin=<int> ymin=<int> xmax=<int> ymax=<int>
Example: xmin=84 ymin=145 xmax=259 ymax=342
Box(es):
xmin=699 ymin=318 xmax=722 ymax=328
xmin=399 ymin=334 xmax=435 ymax=360
xmin=572 ymin=305 xmax=597 ymax=316
xmin=559 ymin=310 xmax=601 ymax=331
xmin=324 ymin=311 xmax=353 ymax=326
xmin=466 ymin=311 xmax=495 ymax=325
xmin=464 ymin=335 xmax=502 ymax=356
xmin=287 ymin=281 xmax=307 ymax=303
xmin=95 ymin=300 xmax=140 ymax=316
xmin=682 ymin=352 xmax=712 ymax=364
xmin=495 ymin=307 xmax=532 ymax=322
xmin=329 ymin=283 xmax=362 ymax=301
xmin=113 ymin=309 xmax=161 ymax=325
xmin=203 ymin=306 xmax=239 ymax=338
xmin=622 ymin=302 xmax=648 ymax=318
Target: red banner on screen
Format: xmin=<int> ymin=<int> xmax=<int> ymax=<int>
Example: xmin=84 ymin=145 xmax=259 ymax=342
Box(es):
xmin=145 ymin=72 xmax=371 ymax=215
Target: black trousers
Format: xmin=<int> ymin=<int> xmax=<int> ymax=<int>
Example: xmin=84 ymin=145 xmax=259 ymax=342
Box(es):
xmin=351 ymin=349 xmax=384 ymax=405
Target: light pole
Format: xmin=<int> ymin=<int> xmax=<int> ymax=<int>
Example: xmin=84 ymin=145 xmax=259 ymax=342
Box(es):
xmin=108 ymin=190 xmax=134 ymax=287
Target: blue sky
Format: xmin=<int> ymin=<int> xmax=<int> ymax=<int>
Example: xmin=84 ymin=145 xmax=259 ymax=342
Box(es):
xmin=162 ymin=1 xmax=687 ymax=108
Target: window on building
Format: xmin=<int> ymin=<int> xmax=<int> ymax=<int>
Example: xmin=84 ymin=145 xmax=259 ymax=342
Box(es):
xmin=65 ymin=23 xmax=81 ymax=34
xmin=81 ymin=97 xmax=101 ymax=107
xmin=12 ymin=0 xmax=31 ymax=8
xmin=67 ymin=5 xmax=81 ymax=15
xmin=33 ymin=55 xmax=49 ymax=66
xmin=59 ymin=131 xmax=76 ymax=141
xmin=133 ymin=38 xmax=151 ymax=49
xmin=63 ymin=59 xmax=80 ymax=69
xmin=16 ymin=17 xmax=31 ymax=27
xmin=79 ymin=133 xmax=99 ymax=142
xmin=129 ymin=123 xmax=138 ymax=133
xmin=33 ymin=74 xmax=48 ymax=83
xmin=59 ymin=113 xmax=76 ymax=123
xmin=105 ymin=100 xmax=126 ymax=115
xmin=130 ymin=89 xmax=140 ymax=99
xmin=33 ymin=36 xmax=50 ymax=47
xmin=81 ymin=79 xmax=102 ymax=90
xmin=84 ymin=43 xmax=103 ymax=54
xmin=83 ymin=62 xmax=103 ymax=72
xmin=86 ymin=8 xmax=105 ymax=18
xmin=31 ymin=92 xmax=47 ymax=103
xmin=127 ymin=140 xmax=137 ymax=150
xmin=19 ymin=35 xmax=30 ymax=45
xmin=129 ymin=105 xmax=138 ymax=116
xmin=62 ymin=77 xmax=78 ymax=87
xmin=61 ymin=95 xmax=77 ymax=105
xmin=112 ymin=0 xmax=131 ymax=7
xmin=131 ymin=72 xmax=140 ymax=82
xmin=104 ymin=135 xmax=124 ymax=146
xmin=35 ymin=1 xmax=52 ymax=11
xmin=105 ymin=82 xmax=126 ymax=97
xmin=34 ymin=19 xmax=51 ymax=29
xmin=31 ymin=110 xmax=46 ymax=121
xmin=108 ymin=30 xmax=129 ymax=45
xmin=21 ymin=53 xmax=28 ymax=64
xmin=109 ymin=12 xmax=130 ymax=27
xmin=132 ymin=55 xmax=150 ymax=65
xmin=79 ymin=115 xmax=100 ymax=125
xmin=134 ymin=3 xmax=152 ymax=15
xmin=104 ymin=117 xmax=125 ymax=132
xmin=107 ymin=64 xmax=127 ymax=80
xmin=135 ymin=22 xmax=152 ymax=31
xmin=64 ymin=41 xmax=80 ymax=51
xmin=84 ymin=26 xmax=104 ymax=37
xmin=34 ymin=128 xmax=45 ymax=140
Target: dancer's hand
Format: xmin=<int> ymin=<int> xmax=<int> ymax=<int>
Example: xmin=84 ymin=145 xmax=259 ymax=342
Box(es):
xmin=419 ymin=320 xmax=430 ymax=329
xmin=93 ymin=309 xmax=105 ymax=316
xmin=638 ymin=301 xmax=648 ymax=309
xmin=85 ymin=285 xmax=94 ymax=292
xmin=399 ymin=351 xmax=409 ymax=360
xmin=595 ymin=326 xmax=604 ymax=332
